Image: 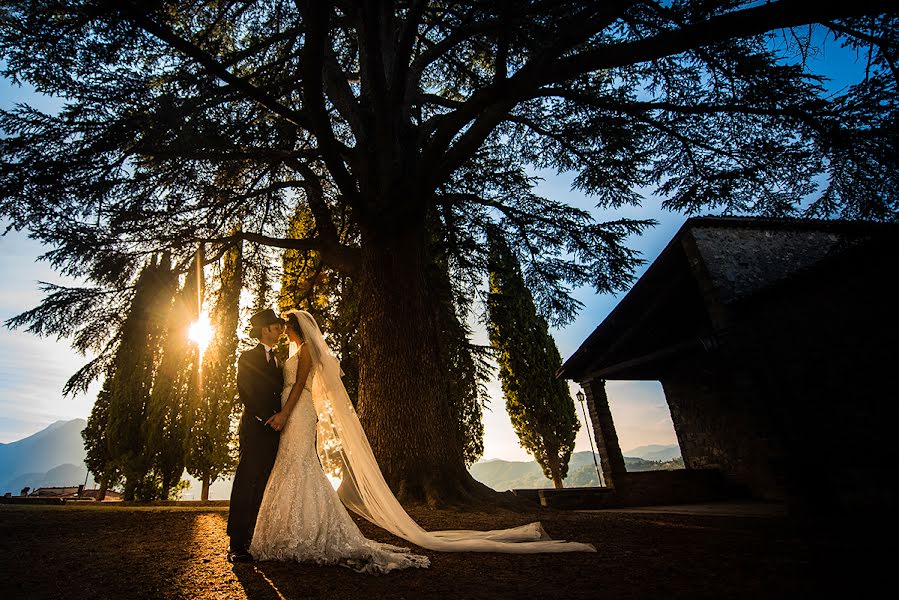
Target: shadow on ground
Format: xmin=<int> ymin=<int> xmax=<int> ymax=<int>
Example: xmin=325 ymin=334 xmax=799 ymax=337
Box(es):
xmin=0 ymin=502 xmax=877 ymax=599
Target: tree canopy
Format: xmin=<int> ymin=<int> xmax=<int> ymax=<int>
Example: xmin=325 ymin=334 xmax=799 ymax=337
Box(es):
xmin=2 ymin=0 xmax=896 ymax=503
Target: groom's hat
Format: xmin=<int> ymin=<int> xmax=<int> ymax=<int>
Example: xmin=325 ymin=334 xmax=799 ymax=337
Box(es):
xmin=249 ymin=308 xmax=286 ymax=338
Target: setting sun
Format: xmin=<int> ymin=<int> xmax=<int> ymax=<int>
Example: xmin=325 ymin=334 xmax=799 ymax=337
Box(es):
xmin=188 ymin=314 xmax=214 ymax=354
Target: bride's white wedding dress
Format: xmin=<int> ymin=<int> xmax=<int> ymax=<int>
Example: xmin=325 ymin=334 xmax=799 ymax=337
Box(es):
xmin=250 ymin=350 xmax=430 ymax=574
xmin=250 ymin=310 xmax=594 ymax=575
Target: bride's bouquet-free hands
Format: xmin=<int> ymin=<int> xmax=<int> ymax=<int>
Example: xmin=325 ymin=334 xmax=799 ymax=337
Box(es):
xmin=265 ymin=411 xmax=289 ymax=432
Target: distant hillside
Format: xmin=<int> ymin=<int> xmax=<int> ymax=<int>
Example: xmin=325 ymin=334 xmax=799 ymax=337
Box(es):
xmin=469 ymin=451 xmax=684 ymax=491
xmin=621 ymin=444 xmax=681 ymax=462
xmin=0 ymin=420 xmax=685 ymax=497
xmin=0 ymin=419 xmax=233 ymax=499
xmin=0 ymin=419 xmax=88 ymax=493
xmin=2 ymin=463 xmax=96 ymax=495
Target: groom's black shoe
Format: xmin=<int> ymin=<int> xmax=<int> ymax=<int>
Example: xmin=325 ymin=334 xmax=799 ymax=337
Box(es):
xmin=227 ymin=548 xmax=253 ymax=563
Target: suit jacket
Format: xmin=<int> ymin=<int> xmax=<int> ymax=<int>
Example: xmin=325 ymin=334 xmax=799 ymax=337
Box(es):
xmin=236 ymin=344 xmax=284 ymax=433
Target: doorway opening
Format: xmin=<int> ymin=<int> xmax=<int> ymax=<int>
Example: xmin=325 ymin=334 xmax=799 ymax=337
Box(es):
xmin=604 ymin=380 xmax=683 ymax=472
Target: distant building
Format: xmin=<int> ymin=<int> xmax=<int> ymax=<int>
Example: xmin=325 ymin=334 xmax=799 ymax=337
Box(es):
xmin=79 ymin=488 xmax=122 ymax=501
xmin=28 ymin=486 xmax=122 ymax=501
xmin=559 ymin=216 xmax=898 ymax=513
xmin=29 ymin=486 xmax=82 ymax=498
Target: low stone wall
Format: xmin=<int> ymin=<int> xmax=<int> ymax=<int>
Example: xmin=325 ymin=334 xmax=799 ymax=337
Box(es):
xmin=512 ymin=486 xmax=617 ymax=510
xmin=0 ymin=497 xmax=66 ymax=505
xmin=513 ymin=469 xmax=749 ymax=510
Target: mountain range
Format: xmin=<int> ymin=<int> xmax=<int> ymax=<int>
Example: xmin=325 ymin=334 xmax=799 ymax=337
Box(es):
xmin=0 ymin=419 xmax=93 ymax=494
xmin=0 ymin=419 xmax=227 ymax=499
xmin=469 ymin=449 xmax=683 ymax=491
xmin=621 ymin=444 xmax=681 ymax=462
xmin=1 ymin=419 xmax=683 ymax=497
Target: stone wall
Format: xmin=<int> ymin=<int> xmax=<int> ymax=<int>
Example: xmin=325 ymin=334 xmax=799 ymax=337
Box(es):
xmin=661 ymin=373 xmax=785 ymax=501
xmin=581 ymin=378 xmax=626 ymax=488
xmin=717 ymin=240 xmax=898 ymax=514
xmin=568 ymin=221 xmax=898 ymax=513
xmin=512 ymin=470 xmax=747 ymax=510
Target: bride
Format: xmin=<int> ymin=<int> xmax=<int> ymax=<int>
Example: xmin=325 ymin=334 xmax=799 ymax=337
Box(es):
xmin=249 ymin=309 xmax=595 ymax=574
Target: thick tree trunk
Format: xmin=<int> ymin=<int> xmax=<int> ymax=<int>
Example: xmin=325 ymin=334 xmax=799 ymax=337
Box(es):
xmin=97 ymin=475 xmax=109 ymax=501
xmin=547 ymin=453 xmax=564 ymax=489
xmin=356 ymin=228 xmax=493 ymax=506
xmin=201 ymin=475 xmax=210 ymax=502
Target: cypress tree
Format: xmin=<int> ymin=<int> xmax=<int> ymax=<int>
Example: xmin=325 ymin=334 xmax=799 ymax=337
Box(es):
xmin=430 ymin=242 xmax=487 ymax=468
xmin=187 ymin=241 xmax=242 ymax=500
xmin=252 ymin=258 xmax=272 ymax=317
xmin=486 ymin=230 xmax=580 ymax=488
xmin=82 ymin=378 xmax=121 ymax=500
xmin=436 ymin=296 xmax=487 ymax=467
xmin=144 ymin=252 xmax=198 ymax=499
xmin=106 ymin=256 xmax=174 ymax=500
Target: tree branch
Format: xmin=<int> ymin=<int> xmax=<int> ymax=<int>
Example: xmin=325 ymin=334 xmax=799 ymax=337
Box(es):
xmin=120 ymin=3 xmax=314 ymax=131
xmin=359 ymin=2 xmax=390 ymax=119
xmin=136 ymin=147 xmax=315 ymax=163
xmin=824 ymin=20 xmax=899 ymax=83
xmin=393 ymin=0 xmax=428 ymax=98
xmin=421 ymin=3 xmax=632 ymax=186
xmin=203 ymin=230 xmax=361 ymax=277
xmin=404 ymin=12 xmax=502 ymax=105
xmin=299 ymin=1 xmax=362 ymax=207
xmin=323 ymin=45 xmax=364 ymax=138
xmin=501 ymin=113 xmax=594 ymax=162
xmin=285 ymin=159 xmax=341 ymax=243
xmin=534 ymin=88 xmax=835 ymax=136
xmin=543 ymin=0 xmax=894 ymax=84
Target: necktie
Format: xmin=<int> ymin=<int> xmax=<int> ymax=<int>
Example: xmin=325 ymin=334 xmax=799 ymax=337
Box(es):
xmin=268 ymin=348 xmax=276 ymax=368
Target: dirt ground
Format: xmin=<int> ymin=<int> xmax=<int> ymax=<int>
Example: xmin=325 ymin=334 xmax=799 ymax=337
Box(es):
xmin=0 ymin=502 xmax=873 ymax=599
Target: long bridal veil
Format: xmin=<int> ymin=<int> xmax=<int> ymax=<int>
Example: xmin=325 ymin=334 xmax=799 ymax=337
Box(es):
xmin=284 ymin=309 xmax=595 ymax=554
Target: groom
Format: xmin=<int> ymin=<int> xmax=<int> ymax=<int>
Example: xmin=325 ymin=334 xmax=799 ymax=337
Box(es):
xmin=227 ymin=308 xmax=286 ymax=563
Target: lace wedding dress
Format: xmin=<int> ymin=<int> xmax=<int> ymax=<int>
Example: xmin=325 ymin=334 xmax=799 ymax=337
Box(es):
xmin=251 ymin=310 xmax=594 ymax=574
xmin=250 ymin=350 xmax=430 ymax=574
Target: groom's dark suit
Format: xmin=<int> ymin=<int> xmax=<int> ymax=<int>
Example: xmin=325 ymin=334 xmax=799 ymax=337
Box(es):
xmin=227 ymin=343 xmax=284 ymax=552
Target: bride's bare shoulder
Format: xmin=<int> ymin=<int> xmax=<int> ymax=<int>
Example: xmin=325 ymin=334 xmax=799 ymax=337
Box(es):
xmin=296 ymin=342 xmax=312 ymax=364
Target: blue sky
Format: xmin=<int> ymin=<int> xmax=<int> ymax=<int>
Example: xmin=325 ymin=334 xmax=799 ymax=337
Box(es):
xmin=0 ymin=230 xmax=101 ymax=441
xmin=0 ymin=24 xmax=869 ymax=460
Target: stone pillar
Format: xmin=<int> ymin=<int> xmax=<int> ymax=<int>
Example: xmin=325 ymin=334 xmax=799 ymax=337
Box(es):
xmin=582 ymin=378 xmax=627 ymax=489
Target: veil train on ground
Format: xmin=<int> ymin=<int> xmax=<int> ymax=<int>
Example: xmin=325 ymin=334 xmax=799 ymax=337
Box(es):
xmin=284 ymin=309 xmax=596 ymax=554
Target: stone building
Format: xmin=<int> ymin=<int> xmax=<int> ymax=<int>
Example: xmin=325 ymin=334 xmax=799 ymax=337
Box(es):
xmin=558 ymin=216 xmax=898 ymax=512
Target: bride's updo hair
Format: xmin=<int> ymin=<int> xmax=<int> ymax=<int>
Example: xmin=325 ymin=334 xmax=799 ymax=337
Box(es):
xmin=286 ymin=312 xmax=305 ymax=341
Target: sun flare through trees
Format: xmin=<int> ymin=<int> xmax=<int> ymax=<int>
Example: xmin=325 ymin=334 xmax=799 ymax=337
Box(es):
xmin=188 ymin=314 xmax=214 ymax=359
xmin=2 ymin=0 xmax=896 ymax=504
